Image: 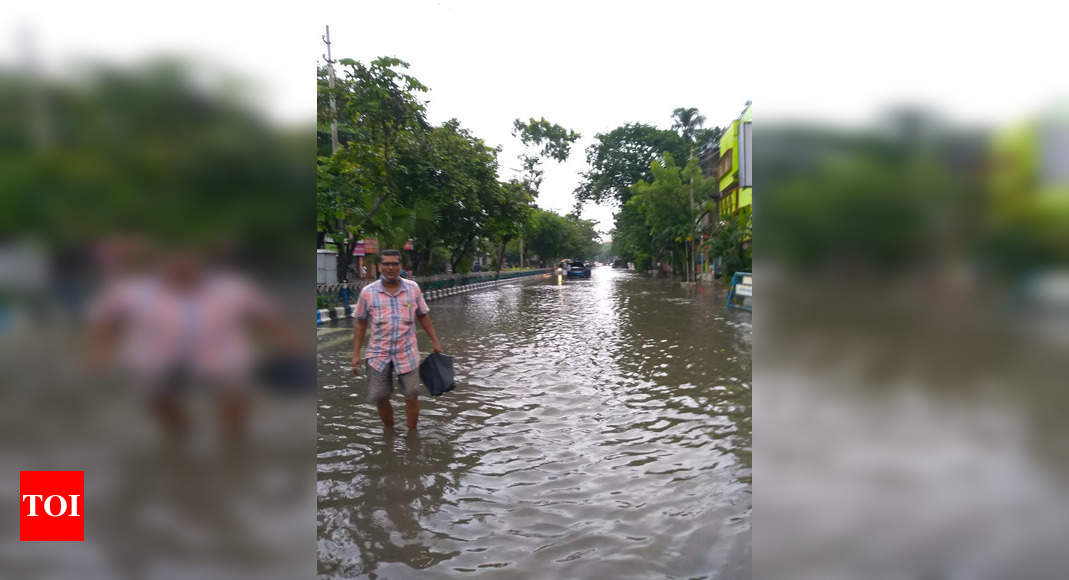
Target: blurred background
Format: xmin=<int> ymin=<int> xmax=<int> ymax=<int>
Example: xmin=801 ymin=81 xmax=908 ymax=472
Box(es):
xmin=757 ymin=102 xmax=1069 ymax=577
xmin=749 ymin=2 xmax=1069 ymax=576
xmin=5 ymin=1 xmax=1069 ymax=578
xmin=1 ymin=8 xmax=315 ymax=579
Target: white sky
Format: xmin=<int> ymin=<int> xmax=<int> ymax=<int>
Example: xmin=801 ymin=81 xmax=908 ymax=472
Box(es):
xmin=5 ymin=0 xmax=1067 ymax=239
xmin=314 ymin=0 xmax=753 ymax=239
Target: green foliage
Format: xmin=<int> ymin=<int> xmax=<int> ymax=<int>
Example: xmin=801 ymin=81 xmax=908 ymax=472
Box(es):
xmin=574 ymin=123 xmax=688 ymax=205
xmin=594 ymin=241 xmax=614 ymax=262
xmin=704 ymin=208 xmax=752 ymax=281
xmin=761 ymin=143 xmax=934 ymax=273
xmin=0 ymin=60 xmax=308 ymax=273
xmin=512 ymin=117 xmax=581 ymax=162
xmin=671 ymin=107 xmax=706 ymax=147
xmin=317 ymin=57 xmax=546 ymax=278
xmin=612 ymin=202 xmax=653 ymax=269
xmin=520 ymin=208 xmax=600 ymax=263
xmin=626 ymin=153 xmax=716 ymax=278
xmin=511 ymin=117 xmax=580 ymax=193
xmin=316 ymin=294 xmax=335 ymax=309
xmin=397 ymin=119 xmax=501 ymax=274
xmin=316 ymin=57 xmax=432 ymax=278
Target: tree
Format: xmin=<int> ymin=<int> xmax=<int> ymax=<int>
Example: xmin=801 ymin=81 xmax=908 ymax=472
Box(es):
xmin=672 ymin=106 xmax=706 ymax=151
xmin=485 ymin=179 xmax=533 ymax=274
xmin=612 ymin=202 xmax=654 ymax=270
xmin=704 ymin=207 xmax=752 ymax=281
xmin=396 ymin=119 xmax=501 ymax=274
xmin=563 ymin=213 xmax=600 ymax=260
xmin=627 ymin=153 xmax=716 ymax=279
xmin=317 ymin=57 xmax=429 ymax=278
xmin=574 ymin=123 xmax=688 ymax=206
xmin=527 ymin=209 xmax=570 ymax=263
xmin=512 ymin=117 xmax=580 ymax=193
xmin=499 ymin=116 xmax=580 ymax=274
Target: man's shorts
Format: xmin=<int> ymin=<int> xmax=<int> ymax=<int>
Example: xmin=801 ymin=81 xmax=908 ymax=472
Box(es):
xmin=366 ymin=360 xmax=421 ymax=402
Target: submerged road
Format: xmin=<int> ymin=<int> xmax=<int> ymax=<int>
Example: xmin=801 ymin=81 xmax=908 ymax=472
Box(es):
xmin=317 ymin=267 xmax=751 ymax=578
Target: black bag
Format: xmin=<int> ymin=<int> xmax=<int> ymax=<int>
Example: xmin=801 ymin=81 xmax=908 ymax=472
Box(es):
xmin=256 ymin=353 xmax=316 ymax=395
xmin=419 ymin=352 xmax=456 ymax=396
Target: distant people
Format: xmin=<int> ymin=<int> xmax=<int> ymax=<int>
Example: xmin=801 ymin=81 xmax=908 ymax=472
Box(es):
xmin=352 ymin=250 xmax=443 ymax=431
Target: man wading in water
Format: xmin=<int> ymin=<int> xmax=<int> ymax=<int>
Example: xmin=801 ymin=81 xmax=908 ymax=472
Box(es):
xmin=352 ymin=249 xmax=442 ymax=430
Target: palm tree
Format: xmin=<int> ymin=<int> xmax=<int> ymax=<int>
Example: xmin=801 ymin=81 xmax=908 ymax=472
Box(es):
xmin=671 ymin=107 xmax=706 ymax=149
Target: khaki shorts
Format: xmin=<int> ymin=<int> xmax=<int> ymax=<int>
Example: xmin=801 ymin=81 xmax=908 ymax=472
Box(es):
xmin=366 ymin=360 xmax=421 ymax=402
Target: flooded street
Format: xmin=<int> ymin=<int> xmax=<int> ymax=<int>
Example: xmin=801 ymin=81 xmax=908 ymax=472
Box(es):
xmin=317 ymin=267 xmax=751 ymax=578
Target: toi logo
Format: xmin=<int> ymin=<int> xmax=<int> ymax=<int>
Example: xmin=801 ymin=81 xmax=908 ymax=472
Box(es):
xmin=19 ymin=471 xmax=84 ymax=541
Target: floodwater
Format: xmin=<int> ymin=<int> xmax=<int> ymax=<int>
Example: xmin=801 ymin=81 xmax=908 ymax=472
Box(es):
xmin=317 ymin=267 xmax=752 ymax=579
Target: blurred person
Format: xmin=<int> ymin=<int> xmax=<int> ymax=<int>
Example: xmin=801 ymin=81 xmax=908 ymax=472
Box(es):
xmin=351 ymin=249 xmax=442 ymax=431
xmin=86 ymin=247 xmax=294 ymax=445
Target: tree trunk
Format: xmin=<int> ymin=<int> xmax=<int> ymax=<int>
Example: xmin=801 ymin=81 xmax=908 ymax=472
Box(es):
xmin=333 ymin=238 xmax=359 ymax=282
xmin=451 ymin=232 xmax=477 ymax=273
xmin=421 ymin=243 xmax=434 ymax=276
xmin=494 ymin=238 xmax=509 ymax=279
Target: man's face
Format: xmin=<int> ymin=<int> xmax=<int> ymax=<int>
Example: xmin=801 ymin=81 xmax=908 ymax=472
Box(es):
xmin=380 ymin=258 xmax=402 ymax=281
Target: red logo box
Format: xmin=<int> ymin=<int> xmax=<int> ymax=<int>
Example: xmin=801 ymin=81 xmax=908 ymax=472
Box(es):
xmin=19 ymin=471 xmax=84 ymax=541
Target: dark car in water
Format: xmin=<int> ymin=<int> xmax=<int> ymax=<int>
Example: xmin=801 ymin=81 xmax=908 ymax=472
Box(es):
xmin=566 ymin=260 xmax=592 ymax=278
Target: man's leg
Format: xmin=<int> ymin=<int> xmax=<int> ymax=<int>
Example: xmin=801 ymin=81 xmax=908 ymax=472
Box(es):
xmin=398 ymin=370 xmax=422 ymax=430
xmin=404 ymin=398 xmax=419 ymax=430
xmin=376 ymin=398 xmax=395 ymax=428
xmin=367 ymin=362 xmax=395 ymax=428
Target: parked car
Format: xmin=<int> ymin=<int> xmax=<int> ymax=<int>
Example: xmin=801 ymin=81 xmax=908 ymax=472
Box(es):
xmin=566 ymin=260 xmax=592 ymax=278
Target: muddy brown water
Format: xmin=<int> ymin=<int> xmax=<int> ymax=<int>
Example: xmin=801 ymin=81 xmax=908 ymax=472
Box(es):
xmin=317 ymin=268 xmax=751 ymax=578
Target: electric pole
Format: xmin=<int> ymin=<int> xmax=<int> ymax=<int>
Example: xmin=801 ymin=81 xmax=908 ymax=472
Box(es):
xmin=322 ymin=25 xmax=340 ymax=154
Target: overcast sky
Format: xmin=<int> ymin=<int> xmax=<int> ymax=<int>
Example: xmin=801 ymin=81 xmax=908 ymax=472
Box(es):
xmin=315 ymin=0 xmax=753 ymax=239
xmin=6 ymin=0 xmax=1067 ymax=238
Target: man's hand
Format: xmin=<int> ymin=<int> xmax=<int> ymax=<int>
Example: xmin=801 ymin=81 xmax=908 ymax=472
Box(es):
xmin=431 ymin=340 xmax=442 ymax=354
xmin=352 ymin=351 xmax=361 ymax=375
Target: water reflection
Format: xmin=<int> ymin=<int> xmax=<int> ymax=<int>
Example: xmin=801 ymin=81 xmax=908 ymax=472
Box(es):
xmin=318 ymin=268 xmax=751 ymax=578
xmin=756 ymin=276 xmax=1069 ymax=579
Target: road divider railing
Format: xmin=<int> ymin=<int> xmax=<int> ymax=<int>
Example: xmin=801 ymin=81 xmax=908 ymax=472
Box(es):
xmin=317 ymin=269 xmax=551 ymax=324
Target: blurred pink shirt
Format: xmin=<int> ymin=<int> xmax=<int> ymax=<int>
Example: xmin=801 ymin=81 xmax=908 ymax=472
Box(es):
xmin=89 ymin=272 xmax=276 ymax=384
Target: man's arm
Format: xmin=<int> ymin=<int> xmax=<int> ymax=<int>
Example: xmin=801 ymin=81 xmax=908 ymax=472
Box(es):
xmin=352 ymin=317 xmax=368 ymax=375
xmin=416 ymin=313 xmax=442 ymax=354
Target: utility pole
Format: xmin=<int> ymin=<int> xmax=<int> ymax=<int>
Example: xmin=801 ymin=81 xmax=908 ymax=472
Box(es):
xmin=688 ymin=143 xmax=696 ymax=283
xmin=322 ymin=25 xmax=340 ymax=154
xmin=19 ymin=26 xmax=52 ymax=152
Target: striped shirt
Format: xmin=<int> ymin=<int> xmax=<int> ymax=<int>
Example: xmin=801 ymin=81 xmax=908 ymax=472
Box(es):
xmin=355 ymin=278 xmax=430 ymax=374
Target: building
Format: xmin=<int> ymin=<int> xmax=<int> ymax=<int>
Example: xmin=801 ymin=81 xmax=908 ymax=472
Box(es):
xmin=716 ymin=102 xmax=752 ymax=217
xmin=698 ymin=102 xmax=752 ymax=282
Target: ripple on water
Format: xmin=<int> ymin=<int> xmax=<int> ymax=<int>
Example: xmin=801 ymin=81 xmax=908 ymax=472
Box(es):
xmin=317 ymin=271 xmax=749 ymax=578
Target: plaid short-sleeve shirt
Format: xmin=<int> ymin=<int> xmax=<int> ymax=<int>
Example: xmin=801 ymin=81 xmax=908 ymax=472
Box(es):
xmin=355 ymin=278 xmax=430 ymax=374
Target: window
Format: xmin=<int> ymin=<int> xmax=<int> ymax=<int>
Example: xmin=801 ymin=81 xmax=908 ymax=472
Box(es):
xmin=718 ymin=148 xmax=733 ymax=176
xmin=740 ymin=122 xmax=752 ymax=187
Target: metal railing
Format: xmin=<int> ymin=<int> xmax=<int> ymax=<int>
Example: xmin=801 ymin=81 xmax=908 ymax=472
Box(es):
xmin=316 ymin=269 xmax=550 ymax=314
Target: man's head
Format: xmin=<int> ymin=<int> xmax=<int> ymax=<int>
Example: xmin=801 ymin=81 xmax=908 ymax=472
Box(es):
xmin=379 ymin=250 xmax=402 ymax=282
